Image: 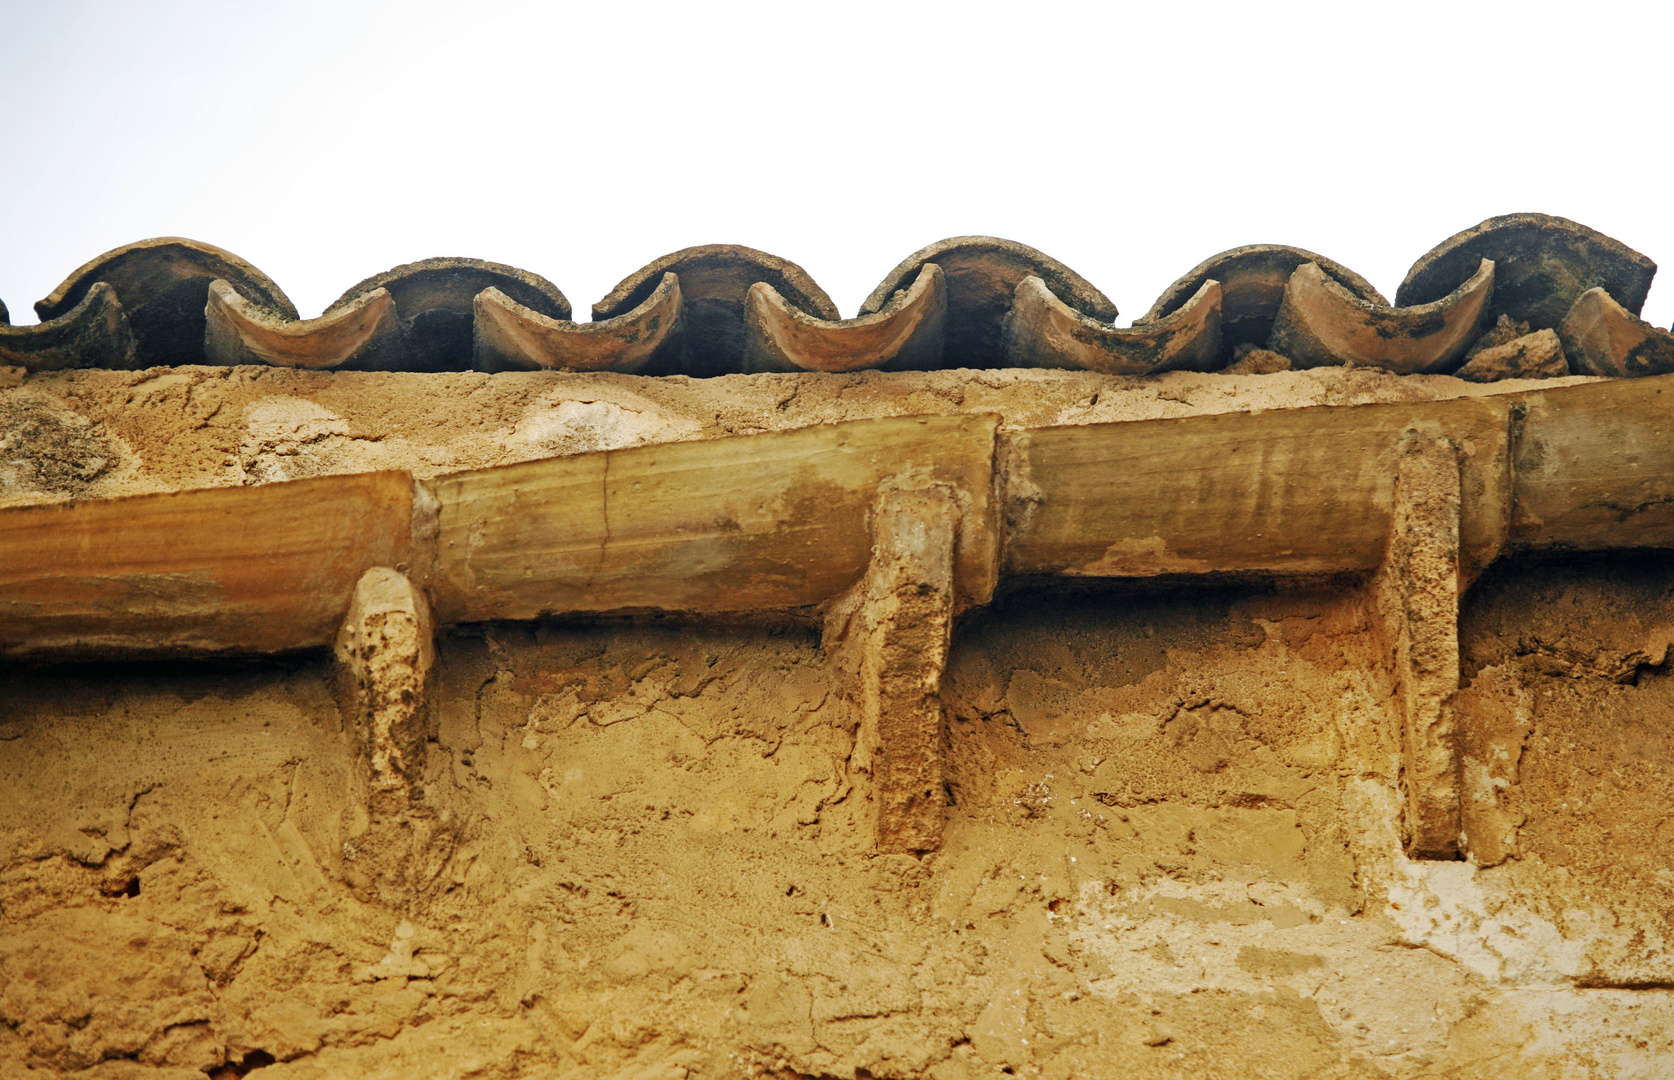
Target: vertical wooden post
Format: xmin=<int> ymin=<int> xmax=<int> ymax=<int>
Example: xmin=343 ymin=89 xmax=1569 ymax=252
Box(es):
xmin=1372 ymin=435 xmax=1464 ymax=859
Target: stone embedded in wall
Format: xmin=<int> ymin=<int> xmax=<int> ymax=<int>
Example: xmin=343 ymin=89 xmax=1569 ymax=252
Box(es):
xmin=331 ymin=566 xmax=460 ymax=908
xmin=0 ymin=393 xmax=128 ymax=498
xmin=1224 ymin=343 xmax=1291 ymax=374
xmin=1462 ymin=313 xmax=1532 ymax=359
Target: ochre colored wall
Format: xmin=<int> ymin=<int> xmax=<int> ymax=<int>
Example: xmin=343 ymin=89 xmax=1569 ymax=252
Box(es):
xmin=3 ymin=367 xmax=1672 ymax=1079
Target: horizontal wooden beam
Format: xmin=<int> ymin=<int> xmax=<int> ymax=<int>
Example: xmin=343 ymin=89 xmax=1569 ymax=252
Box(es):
xmin=1511 ymin=376 xmax=1674 ymax=551
xmin=3 ymin=375 xmax=1673 ymax=659
xmin=1004 ymin=396 xmax=1514 ymax=583
xmin=0 ymin=471 xmax=414 ymax=658
xmin=427 ymin=414 xmax=1001 ymax=624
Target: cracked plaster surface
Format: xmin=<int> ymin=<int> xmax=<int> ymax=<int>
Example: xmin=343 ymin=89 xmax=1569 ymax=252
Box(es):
xmin=2 ymin=366 xmax=1672 ymax=1078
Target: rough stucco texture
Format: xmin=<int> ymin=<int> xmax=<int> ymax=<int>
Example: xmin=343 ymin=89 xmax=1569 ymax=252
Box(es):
xmin=0 ymin=364 xmax=1595 ymax=506
xmin=2 ymin=365 xmax=1672 ymax=1079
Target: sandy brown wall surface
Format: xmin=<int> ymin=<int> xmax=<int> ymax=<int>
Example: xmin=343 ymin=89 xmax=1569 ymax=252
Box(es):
xmin=3 ymin=365 xmax=1672 ymax=1079
xmin=0 ymin=364 xmax=1592 ymax=507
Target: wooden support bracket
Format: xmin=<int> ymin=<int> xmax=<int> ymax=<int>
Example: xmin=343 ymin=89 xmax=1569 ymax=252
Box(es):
xmin=334 ymin=567 xmax=436 ymax=814
xmin=826 ymin=484 xmax=965 ymax=855
xmin=1371 ymin=434 xmax=1465 ymax=859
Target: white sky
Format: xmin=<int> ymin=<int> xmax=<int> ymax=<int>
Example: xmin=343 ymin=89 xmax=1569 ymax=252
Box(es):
xmin=3 ymin=0 xmax=1671 ymax=327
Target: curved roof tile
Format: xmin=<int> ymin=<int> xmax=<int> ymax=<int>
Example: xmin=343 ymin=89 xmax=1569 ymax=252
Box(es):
xmin=0 ymin=216 xmax=1660 ymax=381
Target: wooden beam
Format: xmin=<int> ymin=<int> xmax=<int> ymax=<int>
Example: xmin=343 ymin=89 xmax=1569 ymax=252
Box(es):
xmin=427 ymin=414 xmax=1001 ymax=624
xmin=1513 ymin=375 xmax=1674 ymax=551
xmin=1004 ymin=396 xmax=1514 ymax=584
xmin=0 ymin=472 xmax=415 ymax=658
xmin=7 ymin=376 xmax=1674 ymax=660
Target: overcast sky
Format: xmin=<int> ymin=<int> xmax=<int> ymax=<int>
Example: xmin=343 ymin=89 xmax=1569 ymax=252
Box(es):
xmin=3 ymin=0 xmax=1671 ymax=327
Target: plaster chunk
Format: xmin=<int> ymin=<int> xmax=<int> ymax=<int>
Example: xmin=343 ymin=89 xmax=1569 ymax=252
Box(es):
xmin=1455 ymin=328 xmax=1568 ymax=382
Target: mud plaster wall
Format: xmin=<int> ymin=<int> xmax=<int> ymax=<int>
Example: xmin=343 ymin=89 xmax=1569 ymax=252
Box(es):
xmin=2 ymin=364 xmax=1673 ymax=1080
xmin=0 ymin=364 xmax=1598 ymax=505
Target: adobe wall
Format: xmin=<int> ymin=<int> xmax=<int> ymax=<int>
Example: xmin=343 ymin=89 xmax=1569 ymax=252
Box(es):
xmin=0 ymin=364 xmax=1587 ymax=505
xmin=2 ymin=365 xmax=1672 ymax=1079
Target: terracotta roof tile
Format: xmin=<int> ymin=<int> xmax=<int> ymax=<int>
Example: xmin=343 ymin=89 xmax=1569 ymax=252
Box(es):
xmin=1396 ymin=213 xmax=1656 ymax=330
xmin=2 ymin=214 xmax=1669 ymax=381
xmin=31 ymin=237 xmax=295 ymax=366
